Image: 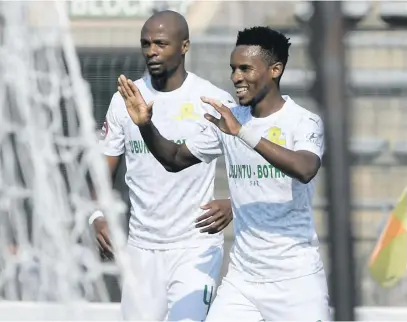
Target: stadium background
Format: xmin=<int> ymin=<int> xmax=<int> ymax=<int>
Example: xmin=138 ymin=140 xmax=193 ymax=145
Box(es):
xmin=40 ymin=0 xmax=407 ymax=309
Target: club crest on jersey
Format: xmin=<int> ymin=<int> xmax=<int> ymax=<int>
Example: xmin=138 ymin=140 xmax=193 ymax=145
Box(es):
xmin=100 ymin=120 xmax=108 ymax=140
xmin=267 ymin=127 xmax=286 ymax=146
xmin=174 ymin=103 xmax=200 ymax=120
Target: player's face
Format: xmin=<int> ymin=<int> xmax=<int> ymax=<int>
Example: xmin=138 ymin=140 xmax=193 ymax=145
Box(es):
xmin=230 ymin=45 xmax=274 ymax=106
xmin=140 ymin=25 xmax=185 ymax=77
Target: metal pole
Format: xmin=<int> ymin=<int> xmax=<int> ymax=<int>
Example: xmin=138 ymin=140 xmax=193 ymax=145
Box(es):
xmin=308 ymin=1 xmax=356 ymax=320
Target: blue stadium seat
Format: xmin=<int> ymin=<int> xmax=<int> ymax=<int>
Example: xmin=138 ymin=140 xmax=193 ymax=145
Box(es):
xmin=379 ymin=1 xmax=407 ymax=27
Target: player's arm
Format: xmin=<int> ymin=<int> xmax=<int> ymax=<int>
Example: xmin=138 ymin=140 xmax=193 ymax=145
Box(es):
xmin=105 ymin=155 xmax=121 ymax=181
xmin=138 ymin=123 xmax=201 ymax=172
xmin=254 ymin=114 xmax=323 ymax=184
xmin=89 ymin=154 xmax=121 ymax=259
xmin=138 ymin=90 xmax=233 ymax=172
xmin=90 ymin=156 xmax=121 ymax=201
xmin=253 ymin=129 xmax=322 ymax=184
xmin=90 ymin=93 xmax=125 ymax=203
xmin=90 ymin=93 xmax=126 ymax=258
xmin=201 ymin=97 xmax=323 ymax=184
xmin=117 ymin=75 xmax=224 ymax=172
xmin=138 ymin=90 xmax=236 ymax=172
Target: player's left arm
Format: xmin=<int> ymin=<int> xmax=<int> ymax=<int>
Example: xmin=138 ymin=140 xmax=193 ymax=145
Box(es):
xmin=254 ymin=116 xmax=323 ymax=184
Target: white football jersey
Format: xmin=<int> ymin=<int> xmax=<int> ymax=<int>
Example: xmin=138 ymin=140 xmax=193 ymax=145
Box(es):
xmin=185 ymin=96 xmax=325 ymax=282
xmin=100 ymin=72 xmax=236 ymax=249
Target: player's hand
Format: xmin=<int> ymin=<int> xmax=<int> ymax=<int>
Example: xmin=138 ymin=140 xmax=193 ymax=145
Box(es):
xmin=117 ymin=74 xmax=153 ymax=126
xmin=196 ymin=199 xmax=233 ymax=234
xmin=201 ymin=97 xmax=242 ymax=136
xmin=92 ymin=217 xmax=114 ymax=260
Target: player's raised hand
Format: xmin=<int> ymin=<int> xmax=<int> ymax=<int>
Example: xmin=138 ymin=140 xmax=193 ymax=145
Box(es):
xmin=118 ymin=74 xmax=153 ymax=126
xmin=201 ymin=97 xmax=241 ymax=136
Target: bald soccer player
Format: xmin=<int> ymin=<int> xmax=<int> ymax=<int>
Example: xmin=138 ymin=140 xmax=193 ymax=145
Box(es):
xmin=90 ymin=10 xmax=237 ymax=321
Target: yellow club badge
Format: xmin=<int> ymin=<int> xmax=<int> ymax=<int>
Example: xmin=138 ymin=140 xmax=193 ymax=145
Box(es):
xmin=268 ymin=127 xmax=286 ymax=146
xmin=175 ymin=103 xmax=200 ymax=120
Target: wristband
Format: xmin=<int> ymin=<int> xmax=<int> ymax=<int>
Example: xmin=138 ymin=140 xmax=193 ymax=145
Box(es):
xmin=89 ymin=210 xmax=104 ymax=225
xmin=237 ymin=126 xmax=262 ymax=149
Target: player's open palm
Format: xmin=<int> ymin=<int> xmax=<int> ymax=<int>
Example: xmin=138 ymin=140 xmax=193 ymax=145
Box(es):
xmin=201 ymin=97 xmax=241 ymax=136
xmin=118 ymin=74 xmax=153 ymax=126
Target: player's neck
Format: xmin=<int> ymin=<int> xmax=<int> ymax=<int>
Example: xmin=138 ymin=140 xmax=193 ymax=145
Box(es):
xmin=250 ymin=89 xmax=285 ymax=118
xmin=151 ymin=69 xmax=188 ymax=92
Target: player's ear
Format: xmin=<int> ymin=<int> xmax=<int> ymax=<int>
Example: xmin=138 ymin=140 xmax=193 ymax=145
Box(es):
xmin=269 ymin=62 xmax=284 ymax=80
xmin=181 ymin=39 xmax=190 ymax=55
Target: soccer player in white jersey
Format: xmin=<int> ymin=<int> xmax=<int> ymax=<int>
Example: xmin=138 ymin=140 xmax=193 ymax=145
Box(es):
xmin=92 ymin=10 xmax=237 ymax=321
xmin=117 ymin=26 xmax=331 ymax=321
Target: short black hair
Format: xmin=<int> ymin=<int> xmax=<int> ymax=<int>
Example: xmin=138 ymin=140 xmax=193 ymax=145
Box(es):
xmin=236 ymin=26 xmax=291 ymax=67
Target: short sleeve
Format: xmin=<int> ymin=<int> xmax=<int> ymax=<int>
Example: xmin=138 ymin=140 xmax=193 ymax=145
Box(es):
xmin=293 ymin=114 xmax=324 ymax=160
xmin=201 ymin=88 xmax=237 ymax=119
xmin=185 ymin=124 xmax=224 ymax=164
xmin=99 ymin=93 xmax=125 ymax=156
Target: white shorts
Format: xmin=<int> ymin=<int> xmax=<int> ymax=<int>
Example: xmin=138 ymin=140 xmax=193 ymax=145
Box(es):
xmin=120 ymin=243 xmax=223 ymax=321
xmin=206 ymin=268 xmax=331 ymax=321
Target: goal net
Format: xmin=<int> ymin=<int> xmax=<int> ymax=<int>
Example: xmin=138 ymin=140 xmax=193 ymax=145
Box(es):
xmin=0 ymin=1 xmax=138 ymax=319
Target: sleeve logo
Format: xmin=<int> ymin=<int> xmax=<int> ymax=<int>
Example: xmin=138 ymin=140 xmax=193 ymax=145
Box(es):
xmin=306 ymin=132 xmax=322 ymax=147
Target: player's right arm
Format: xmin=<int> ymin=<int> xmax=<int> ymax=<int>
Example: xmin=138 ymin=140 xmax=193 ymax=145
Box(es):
xmin=138 ymin=122 xmax=201 ymax=172
xmin=117 ymin=75 xmax=223 ymax=172
xmin=91 ymin=92 xmax=126 ymax=259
